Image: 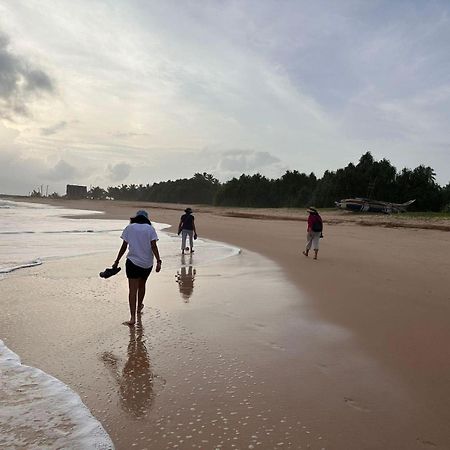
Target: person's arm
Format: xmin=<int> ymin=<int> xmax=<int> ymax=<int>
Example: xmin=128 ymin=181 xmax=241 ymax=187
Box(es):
xmin=307 ymin=216 xmax=313 ymax=233
xmin=193 ymin=218 xmax=197 ymax=238
xmin=178 ymin=220 xmax=183 ymax=235
xmin=112 ymin=241 xmax=128 ymax=268
xmin=151 ymin=240 xmax=162 ymax=272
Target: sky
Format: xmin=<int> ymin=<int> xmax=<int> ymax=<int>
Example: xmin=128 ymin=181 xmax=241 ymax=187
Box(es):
xmin=0 ymin=0 xmax=449 ymax=195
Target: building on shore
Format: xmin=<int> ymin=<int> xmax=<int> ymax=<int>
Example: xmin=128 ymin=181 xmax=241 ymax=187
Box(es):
xmin=66 ymin=184 xmax=87 ymax=199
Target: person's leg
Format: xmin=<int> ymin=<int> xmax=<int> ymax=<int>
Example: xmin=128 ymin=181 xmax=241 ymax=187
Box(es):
xmin=188 ymin=230 xmax=194 ymax=253
xmin=181 ymin=230 xmax=187 ymax=253
xmin=125 ymin=278 xmax=139 ymax=326
xmin=137 ymin=278 xmax=147 ymax=314
xmin=313 ymin=232 xmax=320 ymax=260
xmin=303 ymin=233 xmax=312 ymax=256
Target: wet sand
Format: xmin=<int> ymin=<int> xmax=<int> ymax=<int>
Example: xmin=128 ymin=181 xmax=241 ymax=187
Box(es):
xmin=2 ymin=198 xmax=450 ymax=449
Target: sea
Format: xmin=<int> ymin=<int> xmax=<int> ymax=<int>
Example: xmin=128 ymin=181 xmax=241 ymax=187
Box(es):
xmin=0 ymin=199 xmax=240 ymax=449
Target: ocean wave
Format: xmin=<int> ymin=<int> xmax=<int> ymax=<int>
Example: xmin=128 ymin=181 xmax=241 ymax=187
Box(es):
xmin=0 ymin=340 xmax=114 ymax=449
xmin=0 ymin=229 xmax=122 ymax=235
xmin=0 ymin=200 xmax=53 ymax=209
xmin=0 ymin=260 xmax=42 ymax=274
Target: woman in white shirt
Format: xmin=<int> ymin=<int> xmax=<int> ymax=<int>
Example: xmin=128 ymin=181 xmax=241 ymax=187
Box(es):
xmin=113 ymin=210 xmax=162 ymax=326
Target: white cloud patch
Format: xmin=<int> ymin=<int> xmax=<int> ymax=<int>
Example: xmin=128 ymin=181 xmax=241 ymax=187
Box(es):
xmin=218 ymin=150 xmax=280 ymax=173
xmin=107 ymin=162 xmax=131 ymax=182
xmin=127 ymin=147 xmax=286 ymax=185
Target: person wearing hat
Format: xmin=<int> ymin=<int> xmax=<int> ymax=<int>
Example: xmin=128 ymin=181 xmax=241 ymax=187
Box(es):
xmin=112 ymin=210 xmax=162 ymax=326
xmin=303 ymin=207 xmax=323 ymax=260
xmin=178 ymin=207 xmax=197 ymax=254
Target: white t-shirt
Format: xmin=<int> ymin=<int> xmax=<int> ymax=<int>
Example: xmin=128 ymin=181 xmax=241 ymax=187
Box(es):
xmin=121 ymin=223 xmax=159 ymax=269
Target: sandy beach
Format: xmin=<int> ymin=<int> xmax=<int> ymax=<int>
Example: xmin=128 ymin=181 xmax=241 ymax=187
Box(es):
xmin=1 ymin=197 xmax=450 ymax=449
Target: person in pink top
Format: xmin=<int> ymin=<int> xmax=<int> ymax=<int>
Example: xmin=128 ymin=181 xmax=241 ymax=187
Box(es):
xmin=303 ymin=207 xmax=323 ymax=260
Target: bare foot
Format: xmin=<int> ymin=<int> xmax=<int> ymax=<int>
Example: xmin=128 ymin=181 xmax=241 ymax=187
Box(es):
xmin=190 ymin=249 xmax=194 ymax=253
xmin=302 ymin=251 xmax=308 ymax=257
xmin=122 ymin=320 xmax=136 ymax=327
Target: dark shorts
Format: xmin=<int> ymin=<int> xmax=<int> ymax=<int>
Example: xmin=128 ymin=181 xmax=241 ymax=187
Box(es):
xmin=126 ymin=259 xmax=153 ymax=280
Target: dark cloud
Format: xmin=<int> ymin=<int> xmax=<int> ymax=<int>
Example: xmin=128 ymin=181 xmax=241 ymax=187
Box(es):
xmin=0 ymin=31 xmax=54 ymax=119
xmin=44 ymin=159 xmax=77 ymax=181
xmin=0 ymin=150 xmax=75 ymax=195
xmin=41 ymin=121 xmax=67 ymax=136
xmin=107 ymin=162 xmax=131 ymax=182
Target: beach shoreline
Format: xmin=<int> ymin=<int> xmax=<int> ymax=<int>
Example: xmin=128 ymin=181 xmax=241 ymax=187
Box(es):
xmin=2 ymin=197 xmax=450 ymax=449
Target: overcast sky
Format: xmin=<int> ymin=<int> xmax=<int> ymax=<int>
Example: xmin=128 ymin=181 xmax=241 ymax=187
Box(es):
xmin=1 ymin=0 xmax=449 ymax=195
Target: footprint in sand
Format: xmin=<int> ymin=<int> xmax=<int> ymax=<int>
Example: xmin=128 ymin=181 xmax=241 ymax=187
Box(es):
xmin=343 ymin=397 xmax=370 ymax=412
xmin=269 ymin=342 xmax=286 ymax=351
xmin=416 ymin=438 xmax=437 ymax=447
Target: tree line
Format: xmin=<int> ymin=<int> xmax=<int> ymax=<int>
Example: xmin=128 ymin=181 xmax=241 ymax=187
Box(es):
xmin=85 ymin=153 xmax=450 ymax=212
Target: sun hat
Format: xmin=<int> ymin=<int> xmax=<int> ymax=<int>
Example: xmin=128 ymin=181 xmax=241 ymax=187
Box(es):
xmin=133 ymin=209 xmax=149 ymax=219
xmin=307 ymin=207 xmax=318 ymax=214
xmin=184 ymin=207 xmax=193 ymax=213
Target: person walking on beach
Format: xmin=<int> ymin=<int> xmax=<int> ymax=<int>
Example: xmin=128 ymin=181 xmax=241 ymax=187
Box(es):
xmin=303 ymin=207 xmax=323 ymax=260
xmin=178 ymin=207 xmax=197 ymax=254
xmin=112 ymin=210 xmax=162 ymax=326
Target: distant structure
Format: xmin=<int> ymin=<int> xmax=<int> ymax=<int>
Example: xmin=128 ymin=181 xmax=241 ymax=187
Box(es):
xmin=66 ymin=184 xmax=87 ymax=199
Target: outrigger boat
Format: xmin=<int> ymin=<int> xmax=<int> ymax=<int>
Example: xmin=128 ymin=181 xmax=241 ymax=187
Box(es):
xmin=335 ymin=198 xmax=415 ymax=214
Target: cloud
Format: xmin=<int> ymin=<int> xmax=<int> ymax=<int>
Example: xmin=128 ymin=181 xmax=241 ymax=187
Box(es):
xmin=43 ymin=159 xmax=77 ymax=181
xmin=0 ymin=31 xmax=54 ymax=119
xmin=0 ymin=142 xmax=84 ymax=195
xmin=0 ymin=1 xmax=449 ymax=189
xmin=218 ymin=150 xmax=280 ymax=173
xmin=40 ymin=121 xmax=67 ymax=135
xmin=126 ymin=147 xmax=286 ymax=184
xmin=112 ymin=131 xmax=151 ymax=138
xmin=107 ymin=162 xmax=131 ymax=182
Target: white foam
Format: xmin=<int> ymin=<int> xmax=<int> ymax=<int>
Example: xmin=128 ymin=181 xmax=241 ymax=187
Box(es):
xmin=0 ymin=202 xmax=241 ymax=277
xmin=0 ymin=259 xmax=42 ymax=274
xmin=0 ymin=340 xmax=114 ymax=449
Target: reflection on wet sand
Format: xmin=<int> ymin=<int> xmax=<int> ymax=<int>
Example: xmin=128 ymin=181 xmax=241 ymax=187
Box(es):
xmin=175 ymin=254 xmax=196 ymax=303
xmin=101 ymin=318 xmax=155 ymax=418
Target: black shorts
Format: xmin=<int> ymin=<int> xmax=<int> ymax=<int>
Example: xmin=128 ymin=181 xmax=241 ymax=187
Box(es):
xmin=125 ymin=259 xmax=153 ymax=280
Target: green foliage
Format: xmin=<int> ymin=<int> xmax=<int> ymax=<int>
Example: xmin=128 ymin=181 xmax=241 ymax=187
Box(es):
xmin=106 ymin=173 xmax=220 ymax=205
xmin=99 ymin=153 xmax=449 ymax=212
xmin=87 ymin=186 xmax=108 ymax=200
xmin=30 ymin=189 xmax=42 ymax=197
xmin=394 ymin=165 xmax=441 ymax=211
xmin=215 ymin=173 xmax=277 ymax=207
xmin=441 ymin=183 xmax=450 ymax=212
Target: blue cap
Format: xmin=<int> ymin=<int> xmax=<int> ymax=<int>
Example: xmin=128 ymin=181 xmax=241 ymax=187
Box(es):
xmin=134 ymin=209 xmax=149 ymax=219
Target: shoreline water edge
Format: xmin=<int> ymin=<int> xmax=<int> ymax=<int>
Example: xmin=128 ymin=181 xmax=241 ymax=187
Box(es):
xmin=1 ymin=198 xmax=450 ymax=449
xmin=0 ymin=200 xmax=241 ymax=449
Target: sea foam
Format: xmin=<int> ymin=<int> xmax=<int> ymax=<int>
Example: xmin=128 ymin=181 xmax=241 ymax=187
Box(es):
xmin=0 ymin=340 xmax=114 ymax=449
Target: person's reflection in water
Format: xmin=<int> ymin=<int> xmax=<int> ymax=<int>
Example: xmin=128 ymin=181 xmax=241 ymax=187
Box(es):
xmin=101 ymin=316 xmax=155 ymax=418
xmin=175 ymin=254 xmax=196 ymax=303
